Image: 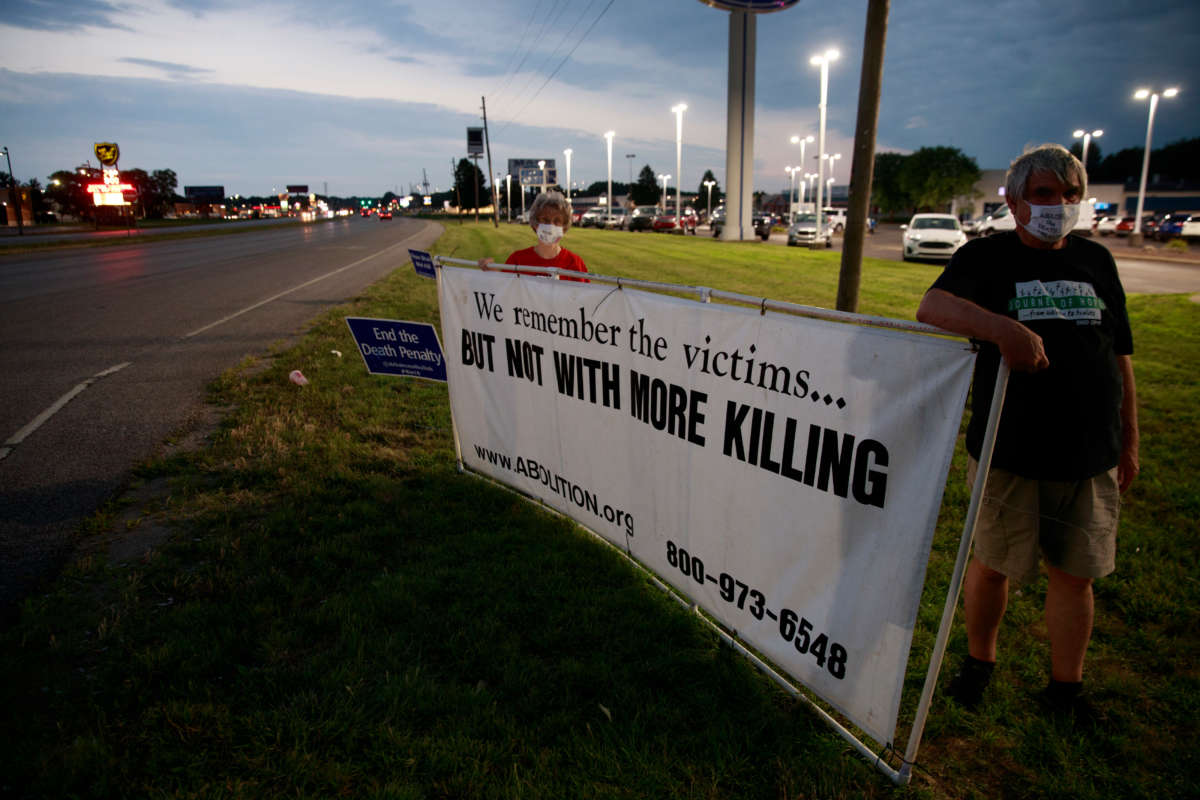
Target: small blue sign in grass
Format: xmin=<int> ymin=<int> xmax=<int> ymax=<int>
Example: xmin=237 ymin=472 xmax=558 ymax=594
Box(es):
xmin=409 ymin=249 xmax=437 ymax=279
xmin=345 ymin=317 xmax=446 ymax=382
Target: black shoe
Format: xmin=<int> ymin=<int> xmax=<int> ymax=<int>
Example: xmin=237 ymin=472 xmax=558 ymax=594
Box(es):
xmin=946 ymin=656 xmax=995 ymax=710
xmin=1036 ymin=683 xmax=1105 ymax=726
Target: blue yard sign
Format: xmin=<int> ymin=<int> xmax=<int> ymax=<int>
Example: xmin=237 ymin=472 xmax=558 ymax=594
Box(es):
xmin=409 ymin=249 xmax=437 ymax=279
xmin=345 ymin=317 xmax=446 ymax=382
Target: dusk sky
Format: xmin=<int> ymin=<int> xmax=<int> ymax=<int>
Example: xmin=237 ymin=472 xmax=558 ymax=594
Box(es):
xmin=2 ymin=0 xmax=1197 ymax=199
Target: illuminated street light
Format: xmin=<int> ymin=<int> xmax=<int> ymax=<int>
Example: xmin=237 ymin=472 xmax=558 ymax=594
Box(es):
xmin=657 ymin=173 xmax=671 ymax=213
xmin=672 ymin=103 xmax=687 ymax=229
xmin=789 ymin=134 xmax=814 ymax=218
xmin=604 ymin=131 xmax=615 ymax=220
xmin=785 ymin=166 xmax=796 ymax=222
xmin=537 ymin=160 xmax=547 ymax=194
xmin=563 ymin=149 xmax=573 ymax=209
xmin=810 ymin=48 xmax=839 ymax=247
xmin=505 ymin=173 xmax=512 ymax=221
xmin=1072 ymin=128 xmax=1103 ymax=177
xmin=1132 ymin=87 xmax=1179 ymax=241
xmin=704 ymin=179 xmax=717 ymax=224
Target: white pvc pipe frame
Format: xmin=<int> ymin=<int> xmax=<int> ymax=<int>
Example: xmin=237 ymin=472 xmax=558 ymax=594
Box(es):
xmin=433 ymin=255 xmax=1009 ymax=785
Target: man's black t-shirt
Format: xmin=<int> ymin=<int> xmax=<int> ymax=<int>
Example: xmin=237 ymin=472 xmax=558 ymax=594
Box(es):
xmin=930 ymin=231 xmax=1133 ymax=480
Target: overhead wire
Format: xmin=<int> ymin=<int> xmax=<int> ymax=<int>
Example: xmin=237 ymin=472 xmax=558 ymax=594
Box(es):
xmin=491 ymin=0 xmax=548 ymax=102
xmin=494 ymin=0 xmax=618 ymax=137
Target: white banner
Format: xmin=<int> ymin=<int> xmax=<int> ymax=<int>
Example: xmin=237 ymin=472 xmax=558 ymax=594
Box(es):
xmin=438 ymin=267 xmax=974 ymax=746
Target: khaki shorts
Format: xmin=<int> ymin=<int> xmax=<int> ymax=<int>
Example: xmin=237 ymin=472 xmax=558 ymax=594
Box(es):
xmin=967 ymin=458 xmax=1121 ymax=583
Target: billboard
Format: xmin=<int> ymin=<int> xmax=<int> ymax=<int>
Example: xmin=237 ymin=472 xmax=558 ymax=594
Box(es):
xmin=467 ymin=127 xmax=484 ymax=156
xmin=507 ymin=158 xmax=557 ymax=187
xmin=184 ymin=186 xmax=226 ymax=202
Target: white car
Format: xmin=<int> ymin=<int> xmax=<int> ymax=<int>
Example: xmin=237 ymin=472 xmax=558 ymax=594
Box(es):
xmin=787 ymin=212 xmax=833 ymax=247
xmin=1095 ymin=215 xmax=1120 ymax=236
xmin=901 ymin=213 xmax=967 ymax=261
xmin=977 ymin=205 xmax=1016 ymax=236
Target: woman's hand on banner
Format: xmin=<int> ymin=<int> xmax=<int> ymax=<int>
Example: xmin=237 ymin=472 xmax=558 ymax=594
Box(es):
xmin=478 ymin=257 xmax=495 ymax=270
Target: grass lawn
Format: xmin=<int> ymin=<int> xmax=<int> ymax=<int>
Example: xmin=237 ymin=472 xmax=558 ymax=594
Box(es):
xmin=1 ymin=222 xmax=1196 ymax=799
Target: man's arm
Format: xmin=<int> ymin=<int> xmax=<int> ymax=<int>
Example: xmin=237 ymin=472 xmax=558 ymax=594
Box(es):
xmin=1117 ymin=354 xmax=1139 ymax=493
xmin=916 ymin=288 xmax=1050 ymax=373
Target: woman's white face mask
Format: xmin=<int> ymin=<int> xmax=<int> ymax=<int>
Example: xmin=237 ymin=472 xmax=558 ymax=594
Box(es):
xmin=536 ymin=223 xmax=564 ymax=245
xmin=1019 ymin=202 xmax=1081 ymax=243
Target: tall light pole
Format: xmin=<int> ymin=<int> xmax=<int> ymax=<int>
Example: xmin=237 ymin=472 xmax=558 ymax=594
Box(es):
xmin=604 ymin=130 xmax=615 ymax=220
xmin=1132 ymin=87 xmax=1178 ymax=245
xmin=704 ymin=179 xmax=716 ymax=224
xmin=658 ymin=174 xmax=671 ymax=213
xmin=537 ymin=160 xmax=547 ymax=195
xmin=1072 ymin=128 xmax=1103 ymax=178
xmin=505 ymin=173 xmax=512 ymax=221
xmin=805 ymin=173 xmax=818 ymax=211
xmin=790 ymin=134 xmax=814 ymax=214
xmin=824 ymin=152 xmax=842 ymax=200
xmin=625 ymin=153 xmax=636 ymax=199
xmin=672 ymin=103 xmax=687 ymax=228
xmin=563 ymin=148 xmax=573 ymax=208
xmin=785 ymin=166 xmax=796 ymax=222
xmin=810 ymin=48 xmax=839 ymax=248
xmin=1 ymin=145 xmax=23 ymax=235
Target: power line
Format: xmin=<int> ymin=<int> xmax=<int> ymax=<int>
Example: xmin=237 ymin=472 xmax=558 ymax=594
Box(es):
xmin=495 ymin=0 xmax=617 ymax=137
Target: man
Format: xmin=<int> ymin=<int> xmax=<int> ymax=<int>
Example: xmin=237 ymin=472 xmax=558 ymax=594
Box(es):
xmin=916 ymin=144 xmax=1139 ymax=720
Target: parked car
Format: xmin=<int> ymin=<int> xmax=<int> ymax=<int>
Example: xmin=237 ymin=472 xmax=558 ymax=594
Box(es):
xmin=1181 ymin=215 xmax=1200 ymax=240
xmin=710 ymin=207 xmax=771 ymax=240
xmin=787 ymin=213 xmax=833 ymax=247
xmin=822 ymin=207 xmax=847 ymax=233
xmin=1095 ymin=216 xmax=1121 ymax=236
xmin=1156 ymin=212 xmax=1192 ymax=241
xmin=579 ymin=207 xmax=605 ymax=228
xmin=653 ymin=206 xmax=698 ymax=234
xmin=977 ymin=205 xmax=1016 ymax=236
xmin=901 ymin=213 xmax=966 ymax=261
xmin=627 ymin=206 xmax=657 ymax=232
xmin=961 ymin=215 xmax=985 ymax=235
xmin=602 ymin=208 xmax=628 ymax=229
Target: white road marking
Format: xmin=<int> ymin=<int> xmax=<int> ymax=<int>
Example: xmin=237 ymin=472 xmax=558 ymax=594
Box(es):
xmin=182 ymin=239 xmax=413 ymax=339
xmin=1 ymin=362 xmax=132 ymax=462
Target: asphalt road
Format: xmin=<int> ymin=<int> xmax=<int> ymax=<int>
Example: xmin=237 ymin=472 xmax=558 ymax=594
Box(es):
xmin=0 ymin=216 xmax=440 ymax=621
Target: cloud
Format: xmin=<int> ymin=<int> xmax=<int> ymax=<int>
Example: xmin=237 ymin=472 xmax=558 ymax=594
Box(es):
xmin=119 ymin=58 xmax=213 ymax=80
xmin=2 ymin=0 xmax=129 ymax=31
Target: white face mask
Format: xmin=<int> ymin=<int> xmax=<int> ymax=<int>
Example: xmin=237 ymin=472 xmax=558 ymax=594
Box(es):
xmin=1019 ymin=202 xmax=1081 ymax=243
xmin=536 ymin=223 xmax=563 ymax=245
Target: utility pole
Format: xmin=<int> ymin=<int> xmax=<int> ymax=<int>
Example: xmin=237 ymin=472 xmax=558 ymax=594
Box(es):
xmin=451 ymin=158 xmax=462 ymax=225
xmin=837 ymin=0 xmax=888 ymax=313
xmin=482 ymin=96 xmax=499 ymax=228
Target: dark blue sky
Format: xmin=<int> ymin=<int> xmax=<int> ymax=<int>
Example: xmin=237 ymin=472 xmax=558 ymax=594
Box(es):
xmin=2 ymin=0 xmax=1196 ymax=196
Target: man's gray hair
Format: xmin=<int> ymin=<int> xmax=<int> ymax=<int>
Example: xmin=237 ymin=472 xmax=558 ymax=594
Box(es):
xmin=529 ymin=190 xmax=572 ymax=229
xmin=1005 ymin=143 xmax=1086 ymax=202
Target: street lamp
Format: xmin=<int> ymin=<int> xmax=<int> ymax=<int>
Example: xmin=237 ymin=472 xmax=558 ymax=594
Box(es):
xmin=657 ymin=174 xmax=671 ymax=213
xmin=785 ymin=166 xmax=797 ymax=222
xmin=604 ymin=130 xmax=615 ymax=220
xmin=2 ymin=145 xmax=23 ymax=235
xmin=1132 ymin=87 xmax=1179 ymax=242
xmin=790 ymin=134 xmax=814 ymax=215
xmin=563 ymin=149 xmax=573 ymax=208
xmin=672 ymin=102 xmax=687 ymax=229
xmin=810 ymin=48 xmax=839 ymax=247
xmin=704 ymin=179 xmax=716 ymax=224
xmin=625 ymin=153 xmax=636 ymax=195
xmin=505 ymin=173 xmax=512 ymax=221
xmin=824 ymin=153 xmax=842 ymax=206
xmin=1072 ymin=128 xmax=1103 ymax=177
xmin=537 ymin=160 xmax=547 ymax=195
xmin=805 ymin=173 xmax=818 ymax=211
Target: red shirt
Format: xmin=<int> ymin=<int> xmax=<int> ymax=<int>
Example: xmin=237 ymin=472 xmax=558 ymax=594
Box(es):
xmin=504 ymin=246 xmax=589 ymax=282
